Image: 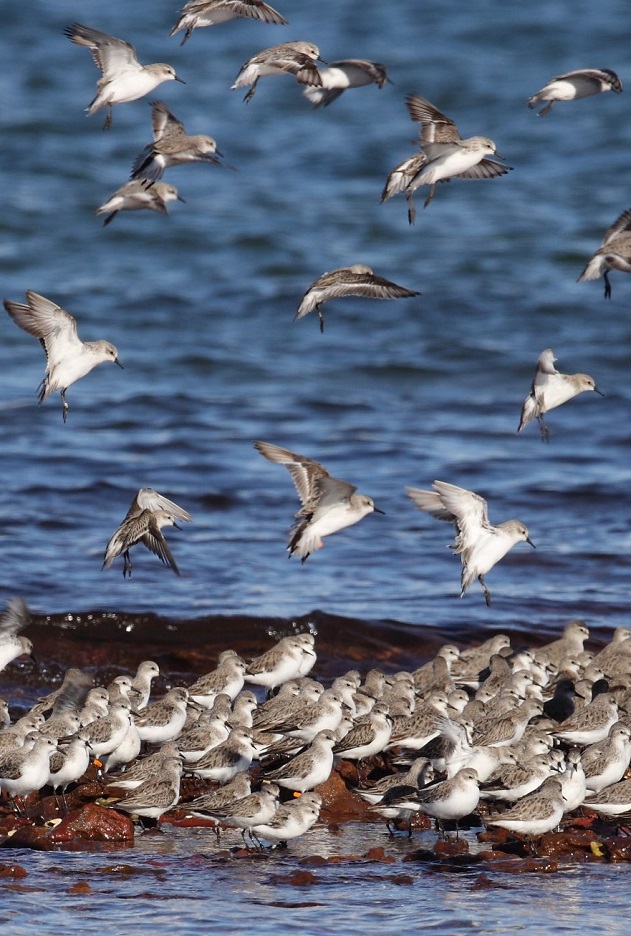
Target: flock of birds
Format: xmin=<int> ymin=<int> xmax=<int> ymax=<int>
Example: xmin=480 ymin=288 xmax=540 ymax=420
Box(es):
xmin=2 ymin=5 xmax=623 ymax=607
xmin=2 ymin=3 xmax=630 ymax=850
xmin=3 ymin=603 xmax=631 ymax=849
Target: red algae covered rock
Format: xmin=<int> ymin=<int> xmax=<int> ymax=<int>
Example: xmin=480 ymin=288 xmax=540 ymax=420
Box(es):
xmin=48 ymin=805 xmax=134 ymax=843
xmin=315 ymin=768 xmax=370 ymax=820
xmin=0 ymin=864 xmax=28 ymax=878
xmin=434 ymin=837 xmax=470 ymax=858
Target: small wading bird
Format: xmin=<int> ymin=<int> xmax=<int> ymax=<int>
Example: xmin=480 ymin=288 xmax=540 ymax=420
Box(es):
xmin=231 ymin=40 xmax=323 ymax=103
xmin=302 ymin=59 xmax=389 ymax=108
xmin=169 ymin=0 xmax=288 ymax=45
xmin=64 ymin=23 xmax=184 ymax=129
xmin=578 ymin=207 xmax=631 ymax=299
xmin=3 ymin=290 xmax=122 ymax=422
xmin=295 ymin=264 xmax=420 ymax=332
xmin=407 ymin=481 xmax=534 ymax=606
xmin=381 ymin=94 xmax=511 ymax=223
xmin=131 ymin=101 xmax=228 ymax=182
xmin=254 ymin=440 xmax=383 ymax=561
xmin=518 ymin=348 xmax=603 ymax=441
xmin=103 ymin=488 xmax=192 ymax=578
xmin=527 ymin=68 xmax=622 ymax=116
xmin=96 ymin=180 xmax=185 ymax=226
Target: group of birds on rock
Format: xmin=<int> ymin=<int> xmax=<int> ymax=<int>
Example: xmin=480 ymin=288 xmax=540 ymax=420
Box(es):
xmin=3 ymin=605 xmax=631 ymax=848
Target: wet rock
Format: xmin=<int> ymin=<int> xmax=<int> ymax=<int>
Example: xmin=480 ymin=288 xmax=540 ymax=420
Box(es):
xmin=0 ymin=863 xmax=28 ymax=878
xmin=434 ymin=837 xmax=470 ymax=858
xmin=47 ymin=805 xmax=134 ymax=844
xmin=315 ymin=768 xmax=370 ymax=820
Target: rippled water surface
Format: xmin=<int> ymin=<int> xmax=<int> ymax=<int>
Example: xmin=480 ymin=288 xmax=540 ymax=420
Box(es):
xmin=1 ymin=0 xmax=631 ymax=931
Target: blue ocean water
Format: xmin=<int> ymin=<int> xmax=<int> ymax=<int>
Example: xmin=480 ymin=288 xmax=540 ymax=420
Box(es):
xmin=1 ymin=0 xmax=630 ymax=641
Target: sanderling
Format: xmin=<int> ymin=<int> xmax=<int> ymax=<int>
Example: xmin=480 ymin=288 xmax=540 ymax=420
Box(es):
xmin=131 ymin=101 xmax=227 ymax=182
xmin=527 ymin=68 xmax=622 ymax=116
xmin=133 ymin=687 xmax=189 ymax=744
xmin=64 ymin=23 xmax=184 ymax=130
xmin=393 ymin=766 xmax=480 ymax=837
xmin=231 ymin=40 xmax=322 ymax=103
xmin=584 ymin=776 xmax=631 ymax=816
xmin=109 ymin=754 xmax=183 ymax=823
xmin=583 ymin=723 xmax=631 ymax=793
xmin=177 ymin=714 xmax=230 ymax=762
xmin=96 ymin=180 xmax=184 ymax=226
xmin=0 ymin=597 xmax=34 ymax=673
xmin=48 ymin=737 xmax=92 ymax=808
xmin=102 ymin=487 xmax=192 ymax=578
xmin=294 ymin=264 xmax=420 ymax=332
xmin=251 ymin=791 xmax=322 ymax=847
xmin=129 ymin=661 xmax=161 ymax=712
xmin=542 ymin=678 xmax=579 ymax=723
xmin=479 ymin=752 xmax=562 ymax=802
xmin=262 ymin=728 xmax=336 ymax=791
xmin=204 ymin=781 xmax=280 ymax=847
xmin=254 ymin=440 xmax=383 ymax=561
xmin=3 ymin=291 xmax=122 ymax=422
xmin=333 ymin=701 xmax=392 ymax=761
xmin=79 ymin=701 xmax=133 ymax=760
xmin=246 ymin=634 xmax=316 ymax=690
xmin=381 ymin=94 xmax=511 ymax=222
xmin=188 ymin=727 xmax=257 ymax=783
xmin=187 ymin=656 xmax=246 ymax=707
xmin=170 ymin=0 xmax=288 ymax=45
xmin=407 ymin=481 xmax=534 ymax=606
xmin=0 ymin=735 xmax=58 ymax=812
xmin=187 ymin=771 xmax=252 ymax=820
xmin=473 ymin=700 xmax=543 ymax=748
xmin=303 ymin=59 xmax=389 ymax=108
xmin=518 ymin=348 xmax=603 ymax=441
xmin=552 ymin=692 xmax=619 ymax=746
xmin=386 ymin=695 xmax=446 ymax=750
xmin=105 ymin=741 xmax=181 ymax=793
xmin=486 ymin=776 xmax=565 ymax=838
xmin=578 ymin=207 xmax=631 ymax=298
xmin=534 ymin=620 xmax=590 ymax=670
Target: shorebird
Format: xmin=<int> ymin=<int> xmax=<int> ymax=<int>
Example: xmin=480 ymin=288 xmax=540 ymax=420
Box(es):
xmin=381 ymin=94 xmax=511 ymax=222
xmin=96 ymin=180 xmax=184 ymax=226
xmin=407 ymin=481 xmax=534 ymax=606
xmin=294 ymin=264 xmax=420 ymax=332
xmin=251 ymin=791 xmax=322 ymax=847
xmin=387 ymin=766 xmax=480 ymax=838
xmin=518 ymin=348 xmax=603 ymax=441
xmin=231 ymin=40 xmax=323 ymax=103
xmin=254 ymin=440 xmax=383 ymax=561
xmin=0 ymin=597 xmax=34 ymax=673
xmin=245 ymin=633 xmax=316 ymax=690
xmin=131 ymin=101 xmax=227 ymax=182
xmin=527 ymin=68 xmax=622 ymax=116
xmin=486 ymin=776 xmax=566 ymax=839
xmin=109 ymin=755 xmax=183 ymax=824
xmin=261 ymin=729 xmax=336 ymax=791
xmin=303 ymin=59 xmax=389 ymax=107
xmin=578 ymin=207 xmax=631 ymax=298
xmin=102 ymin=487 xmax=192 ymax=578
xmin=170 ymin=0 xmax=288 ymax=45
xmin=64 ymin=23 xmax=184 ymax=129
xmin=3 ymin=291 xmax=122 ymax=422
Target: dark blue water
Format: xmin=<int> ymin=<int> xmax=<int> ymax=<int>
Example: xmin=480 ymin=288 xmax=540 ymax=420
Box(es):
xmin=2 ymin=1 xmax=631 ymax=931
xmin=2 ymin=0 xmax=630 ymax=637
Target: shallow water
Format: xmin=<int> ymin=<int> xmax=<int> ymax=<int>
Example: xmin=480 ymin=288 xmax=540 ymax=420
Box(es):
xmin=1 ymin=0 xmax=631 ymax=932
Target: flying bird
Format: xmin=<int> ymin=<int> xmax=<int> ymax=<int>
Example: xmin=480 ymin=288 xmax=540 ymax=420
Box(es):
xmin=407 ymin=481 xmax=534 ymax=606
xmin=103 ymin=488 xmax=192 ymax=578
xmin=518 ymin=348 xmax=603 ymax=441
xmin=254 ymin=440 xmax=383 ymax=561
xmin=3 ymin=290 xmax=122 ymax=422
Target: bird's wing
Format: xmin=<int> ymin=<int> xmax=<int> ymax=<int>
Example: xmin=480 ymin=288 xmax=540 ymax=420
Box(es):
xmin=4 ymin=291 xmax=82 ymax=361
xmin=0 ymin=597 xmax=31 ymax=639
xmin=602 ymin=208 xmax=631 ymax=246
xmin=65 ymin=23 xmax=141 ymax=79
xmin=254 ymin=440 xmax=333 ymax=508
xmin=149 ymin=100 xmax=185 ymax=142
xmin=405 ymin=94 xmax=461 ymax=144
xmin=129 ymin=488 xmax=192 ymax=522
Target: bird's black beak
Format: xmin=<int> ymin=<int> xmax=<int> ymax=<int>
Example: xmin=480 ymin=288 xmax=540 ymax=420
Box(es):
xmin=115 ymin=358 xmax=124 ymax=369
xmin=526 ymin=536 xmax=536 ymax=548
xmin=177 ymin=194 xmax=186 ymax=203
xmin=594 ymin=385 xmax=605 ymax=396
xmin=175 ymin=75 xmax=186 ymax=84
xmin=373 ymin=506 xmax=385 ymax=515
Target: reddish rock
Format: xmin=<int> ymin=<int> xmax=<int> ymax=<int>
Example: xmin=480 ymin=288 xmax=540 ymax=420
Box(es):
xmin=68 ymin=881 xmax=92 ymax=894
xmin=47 ymin=805 xmax=134 ymax=844
xmin=0 ymin=864 xmax=28 ymax=878
xmin=434 ymin=837 xmax=470 ymax=858
xmin=315 ymin=769 xmax=370 ymax=821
